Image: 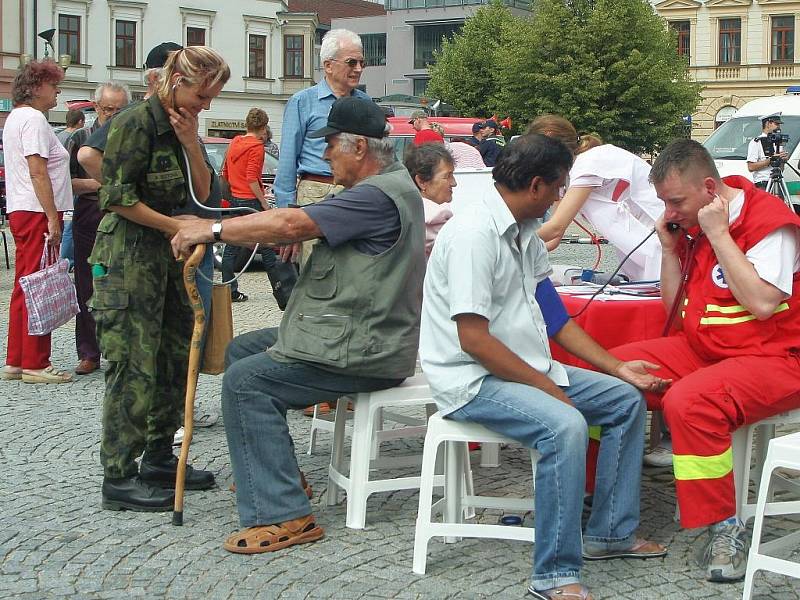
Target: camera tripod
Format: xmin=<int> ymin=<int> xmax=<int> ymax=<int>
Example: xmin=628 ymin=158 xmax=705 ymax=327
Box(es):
xmin=765 ymin=157 xmax=800 ymax=213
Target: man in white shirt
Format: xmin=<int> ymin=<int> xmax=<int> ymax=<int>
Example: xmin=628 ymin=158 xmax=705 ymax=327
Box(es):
xmin=746 ymin=112 xmax=789 ymax=189
xmin=420 ymin=134 xmax=668 ymax=600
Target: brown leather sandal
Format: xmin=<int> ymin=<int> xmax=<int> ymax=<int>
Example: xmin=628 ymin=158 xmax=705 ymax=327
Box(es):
xmin=229 ymin=471 xmax=313 ymax=499
xmin=223 ymin=515 xmax=324 ymax=554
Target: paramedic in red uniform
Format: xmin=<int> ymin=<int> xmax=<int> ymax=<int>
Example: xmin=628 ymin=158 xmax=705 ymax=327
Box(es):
xmin=611 ymin=139 xmax=800 ymax=584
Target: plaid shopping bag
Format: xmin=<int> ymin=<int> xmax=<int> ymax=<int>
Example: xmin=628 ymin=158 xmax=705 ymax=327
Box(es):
xmin=19 ymin=235 xmax=80 ymax=335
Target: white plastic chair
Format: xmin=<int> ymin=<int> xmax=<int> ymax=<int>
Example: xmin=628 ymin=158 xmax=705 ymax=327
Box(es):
xmin=326 ymin=374 xmax=474 ymax=529
xmin=732 ymin=409 xmax=800 ymax=523
xmin=741 ymin=430 xmax=800 ymax=600
xmin=413 ymin=412 xmax=538 ymax=575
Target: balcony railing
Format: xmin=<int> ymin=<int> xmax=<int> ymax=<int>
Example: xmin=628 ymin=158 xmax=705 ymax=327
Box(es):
xmin=691 ymin=62 xmax=796 ymax=82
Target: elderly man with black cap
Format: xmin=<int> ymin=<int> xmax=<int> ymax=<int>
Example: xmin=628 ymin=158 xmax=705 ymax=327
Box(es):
xmin=747 ymin=112 xmax=789 ymax=189
xmin=171 ymin=96 xmax=425 ymax=553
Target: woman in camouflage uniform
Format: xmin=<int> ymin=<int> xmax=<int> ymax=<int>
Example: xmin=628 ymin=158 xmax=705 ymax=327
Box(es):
xmin=90 ymin=47 xmax=230 ymax=512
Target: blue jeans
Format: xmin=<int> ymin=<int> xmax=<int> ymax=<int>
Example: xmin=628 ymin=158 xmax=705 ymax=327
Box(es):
xmin=220 ymin=197 xmax=277 ymax=295
xmin=60 ymin=219 xmax=74 ymax=268
xmin=222 ymin=327 xmax=403 ymax=527
xmin=448 ymin=366 xmax=646 ymax=591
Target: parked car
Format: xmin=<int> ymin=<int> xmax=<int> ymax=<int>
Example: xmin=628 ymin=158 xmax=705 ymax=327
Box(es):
xmin=703 ymin=89 xmax=800 ymax=210
xmin=65 ymin=99 xmax=97 ymax=128
xmin=387 ymin=116 xmax=478 ymax=162
xmin=201 ymin=136 xmax=279 ymax=271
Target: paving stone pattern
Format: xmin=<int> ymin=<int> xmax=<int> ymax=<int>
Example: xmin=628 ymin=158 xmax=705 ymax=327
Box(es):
xmin=1 ymin=232 xmax=799 ymax=599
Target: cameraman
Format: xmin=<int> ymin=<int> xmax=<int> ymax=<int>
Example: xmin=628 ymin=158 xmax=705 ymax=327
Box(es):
xmin=747 ymin=112 xmax=789 ymax=189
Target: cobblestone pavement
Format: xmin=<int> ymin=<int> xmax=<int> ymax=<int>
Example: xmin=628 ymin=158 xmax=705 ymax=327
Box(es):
xmin=1 ymin=233 xmax=799 ymax=600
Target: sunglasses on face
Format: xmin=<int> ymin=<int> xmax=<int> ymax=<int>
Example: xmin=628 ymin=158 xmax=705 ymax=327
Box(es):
xmin=332 ymin=58 xmax=366 ymax=68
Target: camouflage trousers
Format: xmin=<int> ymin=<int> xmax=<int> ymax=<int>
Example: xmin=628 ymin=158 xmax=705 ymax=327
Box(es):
xmin=89 ymin=215 xmax=192 ymax=478
xmin=296 ymin=179 xmax=342 ymax=269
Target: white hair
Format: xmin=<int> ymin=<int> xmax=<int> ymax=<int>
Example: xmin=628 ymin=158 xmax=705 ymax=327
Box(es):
xmin=338 ymin=125 xmax=395 ymax=168
xmin=93 ymin=81 xmax=131 ymax=103
xmin=320 ymin=29 xmax=363 ymax=63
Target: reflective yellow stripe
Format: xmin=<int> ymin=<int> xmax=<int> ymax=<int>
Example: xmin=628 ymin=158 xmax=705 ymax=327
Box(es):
xmin=588 ymin=425 xmax=602 ymax=441
xmin=673 ymin=447 xmax=732 ymax=480
xmin=699 ymin=303 xmax=789 ymax=325
xmin=705 ymin=303 xmax=747 ymax=314
xmin=700 ymin=314 xmax=757 ymax=325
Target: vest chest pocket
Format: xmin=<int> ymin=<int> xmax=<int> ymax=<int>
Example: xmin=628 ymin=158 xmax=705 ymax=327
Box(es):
xmin=145 ymin=169 xmax=186 ymax=206
xmin=307 ymin=263 xmax=337 ymax=299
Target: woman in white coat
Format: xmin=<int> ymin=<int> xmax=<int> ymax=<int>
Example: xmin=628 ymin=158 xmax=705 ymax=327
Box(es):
xmin=529 ymin=115 xmax=663 ymax=282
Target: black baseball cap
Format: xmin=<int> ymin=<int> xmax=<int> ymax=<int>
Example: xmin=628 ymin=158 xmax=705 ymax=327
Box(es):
xmin=144 ymin=42 xmax=183 ymax=69
xmin=308 ymin=97 xmax=388 ymax=139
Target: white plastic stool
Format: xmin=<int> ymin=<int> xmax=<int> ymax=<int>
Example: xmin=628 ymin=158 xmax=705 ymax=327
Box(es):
xmin=741 ymin=430 xmax=800 ymax=600
xmin=327 ymin=374 xmax=474 ymax=529
xmin=413 ymin=412 xmax=538 ymax=575
xmin=733 ymin=409 xmax=800 ymax=523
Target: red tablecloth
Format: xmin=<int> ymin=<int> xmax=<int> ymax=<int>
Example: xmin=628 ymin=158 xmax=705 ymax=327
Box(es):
xmin=551 ymin=292 xmax=666 ymax=368
xmin=552 ymin=291 xmax=666 ymax=493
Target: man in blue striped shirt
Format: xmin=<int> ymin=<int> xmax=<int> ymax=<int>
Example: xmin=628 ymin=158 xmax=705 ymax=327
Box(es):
xmin=274 ymin=29 xmax=370 ymax=220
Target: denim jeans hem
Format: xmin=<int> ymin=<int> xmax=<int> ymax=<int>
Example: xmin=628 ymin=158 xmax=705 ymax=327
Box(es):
xmin=530 ymin=572 xmax=581 ymax=591
xmin=583 ymin=532 xmax=637 ymax=552
xmin=240 ymin=506 xmax=314 ymax=529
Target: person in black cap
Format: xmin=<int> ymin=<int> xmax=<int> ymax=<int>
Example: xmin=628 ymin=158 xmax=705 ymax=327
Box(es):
xmin=477 ymin=119 xmax=503 ymax=167
xmin=170 ymin=95 xmax=425 ymax=555
xmin=747 ymin=112 xmax=789 ymax=189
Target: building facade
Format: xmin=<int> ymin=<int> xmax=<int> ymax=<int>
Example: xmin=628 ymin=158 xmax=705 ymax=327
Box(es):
xmin=0 ymin=0 xmax=325 ymax=135
xmin=654 ymin=0 xmax=799 ymax=139
xmin=332 ymin=0 xmax=530 ymax=99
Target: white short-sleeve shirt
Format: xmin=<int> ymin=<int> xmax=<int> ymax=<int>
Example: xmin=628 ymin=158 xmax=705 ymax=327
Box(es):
xmin=3 ymin=106 xmax=73 ymax=213
xmin=419 ymin=184 xmax=568 ymax=416
xmin=728 ymin=190 xmax=800 ymax=296
xmin=746 ymin=135 xmax=770 ymax=183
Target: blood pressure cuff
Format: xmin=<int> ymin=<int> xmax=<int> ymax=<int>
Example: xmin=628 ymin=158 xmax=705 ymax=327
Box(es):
xmin=535 ymin=278 xmax=569 ymax=337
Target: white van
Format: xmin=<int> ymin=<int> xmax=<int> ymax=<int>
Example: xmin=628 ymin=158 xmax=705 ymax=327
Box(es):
xmin=703 ymin=90 xmax=800 ymax=209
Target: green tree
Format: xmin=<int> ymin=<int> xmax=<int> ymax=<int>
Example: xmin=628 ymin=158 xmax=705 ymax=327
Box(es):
xmin=430 ymin=0 xmax=701 ymax=152
xmin=425 ymin=0 xmax=518 ymax=119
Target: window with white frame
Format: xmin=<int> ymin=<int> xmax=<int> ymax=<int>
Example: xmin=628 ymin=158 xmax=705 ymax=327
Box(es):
xmin=53 ymin=0 xmax=89 ymax=64
xmin=180 ymin=8 xmax=215 ymax=48
xmin=244 ymin=16 xmax=274 ymax=79
xmin=108 ymin=2 xmax=146 ymax=70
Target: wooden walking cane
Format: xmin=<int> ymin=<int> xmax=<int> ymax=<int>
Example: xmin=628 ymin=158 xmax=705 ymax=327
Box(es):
xmin=173 ymin=244 xmax=207 ymax=526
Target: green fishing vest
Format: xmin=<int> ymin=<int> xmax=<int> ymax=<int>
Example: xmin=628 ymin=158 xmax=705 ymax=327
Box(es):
xmin=269 ymin=162 xmax=425 ymax=379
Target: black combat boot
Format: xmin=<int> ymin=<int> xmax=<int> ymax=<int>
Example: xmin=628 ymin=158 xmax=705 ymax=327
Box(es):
xmin=102 ymin=476 xmax=175 ymax=512
xmin=140 ymin=450 xmax=216 ymax=491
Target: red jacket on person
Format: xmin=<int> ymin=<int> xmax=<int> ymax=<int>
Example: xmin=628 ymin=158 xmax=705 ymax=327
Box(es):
xmin=222 ymin=134 xmax=264 ymax=199
xmin=679 ymin=175 xmax=800 ymax=361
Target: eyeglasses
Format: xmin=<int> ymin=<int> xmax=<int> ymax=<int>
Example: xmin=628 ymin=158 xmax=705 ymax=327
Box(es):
xmin=97 ymin=105 xmax=120 ymax=115
xmin=330 ymin=58 xmax=366 ymax=68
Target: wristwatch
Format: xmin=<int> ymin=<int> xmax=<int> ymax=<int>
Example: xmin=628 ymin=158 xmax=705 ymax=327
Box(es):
xmin=211 ymin=220 xmax=223 ymax=242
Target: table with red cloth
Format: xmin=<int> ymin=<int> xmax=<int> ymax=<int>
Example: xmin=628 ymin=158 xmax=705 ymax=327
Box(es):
xmin=551 ymin=289 xmax=666 ymax=493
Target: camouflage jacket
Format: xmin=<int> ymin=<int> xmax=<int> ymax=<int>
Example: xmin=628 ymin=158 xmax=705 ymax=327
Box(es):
xmin=99 ymin=94 xmax=208 ymax=215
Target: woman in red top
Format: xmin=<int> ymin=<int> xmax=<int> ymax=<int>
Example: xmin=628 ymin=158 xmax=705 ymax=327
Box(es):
xmin=221 ymin=108 xmax=280 ymax=302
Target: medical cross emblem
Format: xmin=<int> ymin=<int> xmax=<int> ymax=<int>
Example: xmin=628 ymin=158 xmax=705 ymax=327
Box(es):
xmin=711 ymin=264 xmax=728 ymax=289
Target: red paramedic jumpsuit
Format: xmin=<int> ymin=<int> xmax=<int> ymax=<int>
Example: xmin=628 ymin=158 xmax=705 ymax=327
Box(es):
xmin=612 ymin=176 xmax=800 ymax=528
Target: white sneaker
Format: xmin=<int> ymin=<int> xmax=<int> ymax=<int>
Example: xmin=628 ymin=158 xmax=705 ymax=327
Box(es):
xmin=172 ymin=427 xmax=184 ymax=446
xmin=702 ymin=522 xmax=748 ymax=582
xmin=643 ymin=444 xmax=673 ymax=467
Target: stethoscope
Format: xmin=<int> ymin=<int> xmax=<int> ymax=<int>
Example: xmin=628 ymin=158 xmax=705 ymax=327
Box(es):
xmin=181 ymin=146 xmax=262 ymax=285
